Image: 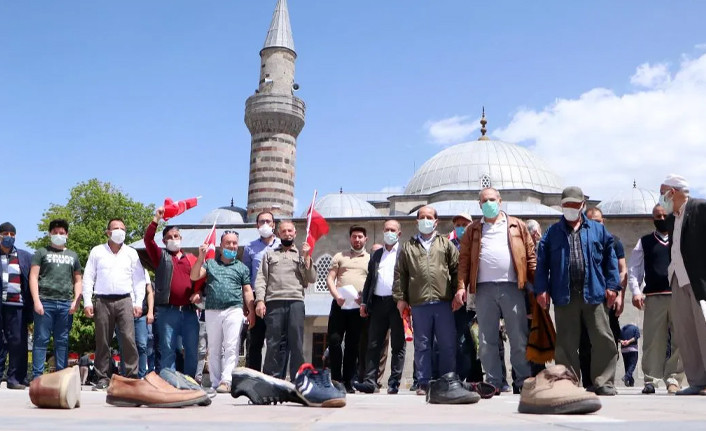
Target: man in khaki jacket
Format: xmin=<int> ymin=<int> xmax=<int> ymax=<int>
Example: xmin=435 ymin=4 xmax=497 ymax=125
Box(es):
xmin=457 ymin=188 xmax=536 ymax=393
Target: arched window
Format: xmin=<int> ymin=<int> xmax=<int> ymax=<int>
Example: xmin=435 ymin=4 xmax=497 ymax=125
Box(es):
xmin=314 ymin=254 xmax=333 ymax=293
xmin=480 ymin=174 xmax=492 ymax=189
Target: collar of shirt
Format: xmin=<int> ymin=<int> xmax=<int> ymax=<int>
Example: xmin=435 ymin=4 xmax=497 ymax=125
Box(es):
xmin=382 ymin=242 xmax=399 ymax=256
xmin=675 ymin=197 xmax=689 ymax=217
xmin=415 ymin=232 xmax=437 ymax=244
xmin=260 ymin=236 xmax=281 ymax=247
xmin=654 ymin=231 xmax=669 ymax=242
xmin=481 ymin=211 xmax=507 ymax=226
xmin=275 ymin=244 xmax=299 ymax=253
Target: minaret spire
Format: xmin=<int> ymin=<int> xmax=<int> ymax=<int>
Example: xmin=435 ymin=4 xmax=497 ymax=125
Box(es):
xmin=263 ymin=0 xmax=295 ymax=54
xmin=478 ymin=107 xmax=489 ymax=141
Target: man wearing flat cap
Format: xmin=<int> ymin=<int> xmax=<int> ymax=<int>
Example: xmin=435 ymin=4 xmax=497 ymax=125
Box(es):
xmin=659 ymin=174 xmax=706 ymax=395
xmin=534 ymin=186 xmax=621 ymax=395
xmin=0 ymin=222 xmax=32 ymax=389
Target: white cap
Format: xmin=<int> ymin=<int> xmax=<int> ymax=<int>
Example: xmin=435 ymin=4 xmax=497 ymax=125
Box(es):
xmin=663 ymin=174 xmax=689 ymax=189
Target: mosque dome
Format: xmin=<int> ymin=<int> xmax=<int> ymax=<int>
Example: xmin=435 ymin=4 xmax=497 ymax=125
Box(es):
xmin=301 ymin=192 xmax=379 ymax=218
xmin=200 ymin=199 xmax=247 ymax=224
xmin=405 ymin=111 xmax=563 ymax=195
xmin=597 ymin=182 xmax=659 ymax=215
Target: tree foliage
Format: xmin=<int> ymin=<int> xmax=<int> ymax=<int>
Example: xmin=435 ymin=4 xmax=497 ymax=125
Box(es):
xmin=27 ymin=178 xmax=155 ymax=354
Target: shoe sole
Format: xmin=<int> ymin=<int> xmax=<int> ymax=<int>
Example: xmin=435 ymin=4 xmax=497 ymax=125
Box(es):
xmin=106 ymin=394 xmax=210 ymax=408
xmin=231 ymin=368 xmax=306 ymax=405
xmin=59 ymin=366 xmax=81 ymax=409
xmin=518 ymin=399 xmax=602 ymax=415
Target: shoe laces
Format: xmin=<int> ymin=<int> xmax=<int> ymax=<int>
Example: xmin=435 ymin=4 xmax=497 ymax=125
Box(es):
xmin=544 ymin=367 xmax=580 ymax=385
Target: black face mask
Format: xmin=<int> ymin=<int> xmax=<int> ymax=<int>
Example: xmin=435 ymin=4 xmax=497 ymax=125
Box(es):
xmin=654 ymin=219 xmax=668 ymax=233
xmin=281 ymin=238 xmax=294 ymax=247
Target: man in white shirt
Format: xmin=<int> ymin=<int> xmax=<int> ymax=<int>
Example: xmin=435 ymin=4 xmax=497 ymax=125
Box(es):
xmin=83 ymin=218 xmax=146 ymax=389
xmin=627 ymin=204 xmax=683 ymax=394
xmin=457 ymin=188 xmax=536 ymax=394
xmin=356 ymin=220 xmax=406 ymax=394
xmin=659 ymin=174 xmax=706 ymax=395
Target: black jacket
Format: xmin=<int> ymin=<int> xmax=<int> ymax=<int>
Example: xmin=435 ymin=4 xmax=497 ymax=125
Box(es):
xmin=361 ymin=248 xmax=384 ymax=312
xmin=668 ymin=198 xmax=706 ymax=302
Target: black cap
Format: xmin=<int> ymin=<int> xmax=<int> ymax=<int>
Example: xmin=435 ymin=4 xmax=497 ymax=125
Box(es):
xmin=0 ymin=222 xmax=16 ymax=234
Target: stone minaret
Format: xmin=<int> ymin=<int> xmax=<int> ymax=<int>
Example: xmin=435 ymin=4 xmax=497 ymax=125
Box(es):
xmin=245 ymin=0 xmax=305 ymax=220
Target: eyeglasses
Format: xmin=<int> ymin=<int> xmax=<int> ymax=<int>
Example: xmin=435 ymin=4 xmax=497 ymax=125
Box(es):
xmin=257 ymin=219 xmax=273 ymax=225
xmin=221 ymin=230 xmax=239 ymax=239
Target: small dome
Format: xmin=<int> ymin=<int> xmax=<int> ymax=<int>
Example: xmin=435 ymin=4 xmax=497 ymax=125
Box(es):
xmin=405 ymin=140 xmax=563 ymax=195
xmin=598 ymin=185 xmax=659 ymax=215
xmin=200 ymin=205 xmax=247 ymax=224
xmin=301 ymin=193 xmax=379 ymax=218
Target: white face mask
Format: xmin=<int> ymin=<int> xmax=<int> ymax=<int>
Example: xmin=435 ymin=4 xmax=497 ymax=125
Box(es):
xmin=166 ymin=239 xmax=181 ymax=252
xmin=562 ymin=207 xmax=582 ymax=222
xmin=50 ymin=234 xmax=67 ymax=247
xmin=110 ymin=229 xmax=126 ymax=245
xmin=383 ymin=231 xmax=398 ymax=246
xmin=258 ymin=224 xmax=274 ymax=238
xmin=417 ymin=218 xmax=435 ymax=235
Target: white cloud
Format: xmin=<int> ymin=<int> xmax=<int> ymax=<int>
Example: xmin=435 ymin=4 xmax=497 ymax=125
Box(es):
xmin=630 ymin=62 xmax=671 ymax=89
xmin=425 ymin=115 xmax=480 ymax=145
xmin=494 ymin=52 xmax=706 ymax=201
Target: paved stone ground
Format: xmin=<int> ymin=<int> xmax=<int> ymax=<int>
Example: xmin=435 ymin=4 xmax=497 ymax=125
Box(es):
xmin=1 ymin=383 xmax=705 ymax=431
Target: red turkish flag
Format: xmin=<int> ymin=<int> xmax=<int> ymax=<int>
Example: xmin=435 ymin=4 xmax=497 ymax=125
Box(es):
xmin=163 ymin=197 xmax=199 ymax=221
xmin=306 ymin=208 xmax=329 ymax=256
xmin=203 ymin=222 xmax=217 ymax=261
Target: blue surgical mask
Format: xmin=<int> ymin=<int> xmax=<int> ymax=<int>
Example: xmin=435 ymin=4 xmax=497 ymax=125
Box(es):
xmin=383 ymin=231 xmax=398 ymax=246
xmin=222 ymin=248 xmax=237 ymax=260
xmin=481 ymin=201 xmax=500 ymax=219
xmin=417 ymin=219 xmax=435 ymax=235
xmin=454 ymin=226 xmax=465 ymax=238
xmin=1 ymin=236 xmax=15 ymax=249
xmin=658 ymin=191 xmax=674 ymax=214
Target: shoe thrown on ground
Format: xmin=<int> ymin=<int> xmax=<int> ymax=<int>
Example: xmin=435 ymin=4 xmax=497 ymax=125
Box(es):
xmin=294 ymin=363 xmax=346 ymax=408
xmin=353 ymin=380 xmax=376 ymax=394
xmin=518 ymin=365 xmax=601 ymax=415
xmin=667 ymin=383 xmax=679 ymax=395
xmin=145 ymin=372 xmax=211 ymax=406
xmin=426 ymin=372 xmax=480 ymax=405
xmin=462 ymin=381 xmax=496 ymax=399
xmin=29 ymin=366 xmax=81 ymax=409
xmin=107 ymin=374 xmax=209 ymax=407
xmin=593 ymin=385 xmax=617 ymax=396
xmin=159 ymin=369 xmax=202 ymax=391
xmin=642 ymin=383 xmax=656 ymax=394
xmin=231 ymin=367 xmax=305 ymax=405
xmin=676 ymin=385 xmax=706 ymax=395
xmin=216 ymin=382 xmax=231 ymax=394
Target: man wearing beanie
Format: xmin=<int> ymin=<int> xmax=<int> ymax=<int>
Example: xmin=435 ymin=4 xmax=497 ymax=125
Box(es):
xmin=659 ymin=174 xmax=706 ymax=395
xmin=0 ymin=222 xmax=33 ymax=389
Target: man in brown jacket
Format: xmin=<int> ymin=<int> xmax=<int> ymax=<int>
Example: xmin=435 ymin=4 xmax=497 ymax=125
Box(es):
xmin=456 ymin=188 xmax=536 ymax=393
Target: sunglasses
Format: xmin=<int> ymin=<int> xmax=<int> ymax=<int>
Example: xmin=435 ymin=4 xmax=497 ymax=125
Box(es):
xmin=221 ymin=230 xmax=239 ymax=239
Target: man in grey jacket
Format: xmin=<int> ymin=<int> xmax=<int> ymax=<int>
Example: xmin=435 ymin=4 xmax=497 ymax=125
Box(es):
xmin=255 ymin=221 xmax=315 ymax=380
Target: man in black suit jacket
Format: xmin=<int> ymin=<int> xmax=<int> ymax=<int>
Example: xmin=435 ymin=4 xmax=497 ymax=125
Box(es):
xmin=355 ymin=220 xmax=406 ymax=394
xmin=661 ymin=174 xmax=706 ymax=395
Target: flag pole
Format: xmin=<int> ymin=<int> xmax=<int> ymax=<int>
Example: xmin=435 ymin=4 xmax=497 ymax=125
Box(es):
xmin=306 ymin=190 xmax=317 ymax=239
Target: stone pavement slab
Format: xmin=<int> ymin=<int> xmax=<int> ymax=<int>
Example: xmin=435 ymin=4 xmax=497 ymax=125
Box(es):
xmin=1 ymin=386 xmax=705 ymax=431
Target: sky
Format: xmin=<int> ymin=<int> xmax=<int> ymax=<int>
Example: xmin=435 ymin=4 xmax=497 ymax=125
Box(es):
xmin=2 ymin=1 xmax=706 ymax=249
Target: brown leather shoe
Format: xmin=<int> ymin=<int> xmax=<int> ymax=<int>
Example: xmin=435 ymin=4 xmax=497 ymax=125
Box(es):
xmin=106 ymin=374 xmax=209 ymax=408
xmin=518 ymin=365 xmax=601 ymax=414
xmin=144 ymin=372 xmax=211 ymax=406
xmin=29 ymin=366 xmax=81 ymax=409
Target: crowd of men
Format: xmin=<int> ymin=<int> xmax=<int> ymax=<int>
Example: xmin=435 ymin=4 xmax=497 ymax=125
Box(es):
xmin=2 ymin=174 xmax=706 ymax=398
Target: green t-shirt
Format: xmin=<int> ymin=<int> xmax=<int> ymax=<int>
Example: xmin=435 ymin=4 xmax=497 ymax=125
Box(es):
xmin=32 ymin=246 xmax=82 ymax=301
xmin=204 ymin=258 xmax=250 ymax=310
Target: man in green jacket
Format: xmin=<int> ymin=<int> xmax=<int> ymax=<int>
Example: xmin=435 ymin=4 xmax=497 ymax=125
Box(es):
xmin=393 ymin=206 xmax=461 ymax=395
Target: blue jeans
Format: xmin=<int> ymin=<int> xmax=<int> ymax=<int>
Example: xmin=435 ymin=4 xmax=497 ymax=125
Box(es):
xmin=116 ymin=316 xmax=148 ymax=378
xmin=155 ymin=306 xmax=199 ymax=377
xmin=411 ymin=301 xmax=456 ymax=387
xmin=32 ymin=300 xmax=73 ymax=378
xmin=146 ymin=323 xmax=155 ymax=373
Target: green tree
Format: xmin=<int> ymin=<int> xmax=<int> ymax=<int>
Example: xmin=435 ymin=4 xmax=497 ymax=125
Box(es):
xmin=27 ymin=178 xmax=155 ymax=355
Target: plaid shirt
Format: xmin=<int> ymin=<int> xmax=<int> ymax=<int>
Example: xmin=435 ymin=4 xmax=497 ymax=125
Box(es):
xmin=568 ymin=228 xmax=585 ymax=292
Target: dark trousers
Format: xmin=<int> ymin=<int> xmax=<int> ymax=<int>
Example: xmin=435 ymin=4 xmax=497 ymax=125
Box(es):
xmin=263 ymin=300 xmax=305 ymax=380
xmin=622 ymin=351 xmax=638 ymax=382
xmin=411 ymin=301 xmax=456 ymax=387
xmin=246 ymin=316 xmax=267 ymax=371
xmin=0 ymin=305 xmax=28 ymax=385
xmin=94 ymin=296 xmax=138 ymax=380
xmin=357 ymin=316 xmax=370 ymax=382
xmin=362 ymin=295 xmax=406 ymax=388
xmin=579 ymin=307 xmax=621 ymax=388
xmin=455 ymin=308 xmax=482 ymax=382
xmin=327 ymin=300 xmax=363 ymax=383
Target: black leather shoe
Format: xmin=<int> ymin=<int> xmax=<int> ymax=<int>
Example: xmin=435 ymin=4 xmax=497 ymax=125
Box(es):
xmin=427 ymin=372 xmax=480 ymax=404
xmin=353 ymin=381 xmax=375 ymax=394
xmin=344 ymin=382 xmax=355 ymax=394
xmin=387 ymin=386 xmax=399 ymax=394
xmin=642 ymin=383 xmax=656 ymax=394
xmin=594 ymin=385 xmax=617 ymax=396
xmin=6 ymin=381 xmax=26 ymax=390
